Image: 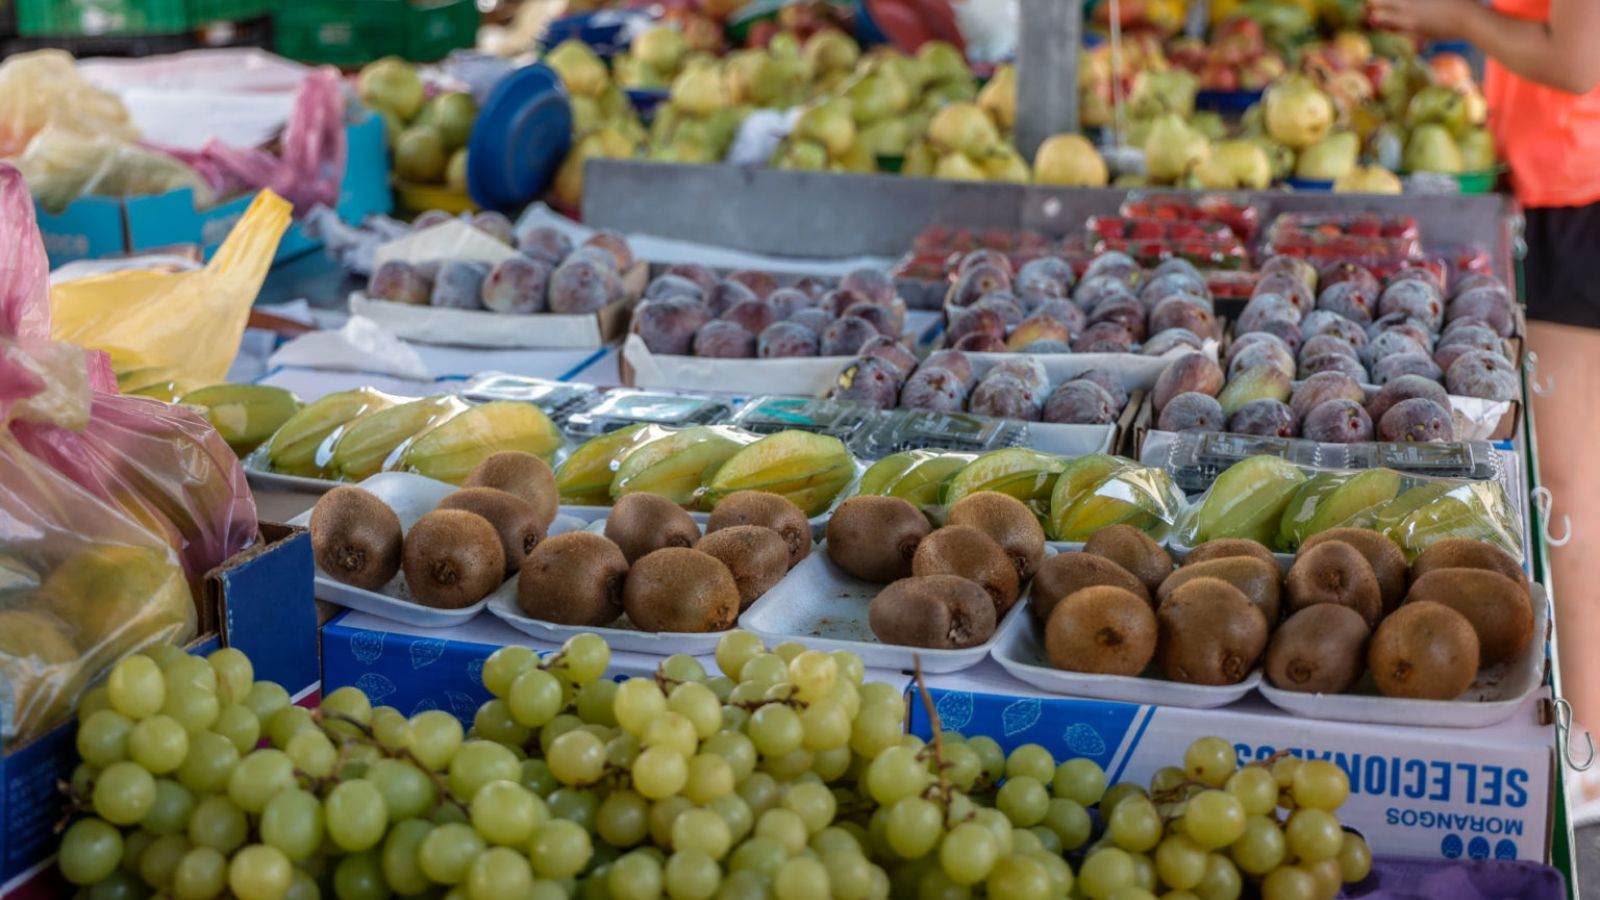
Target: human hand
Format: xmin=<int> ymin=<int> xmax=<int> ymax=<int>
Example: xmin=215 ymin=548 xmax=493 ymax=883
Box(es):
xmin=1368 ymin=0 xmax=1471 ymax=40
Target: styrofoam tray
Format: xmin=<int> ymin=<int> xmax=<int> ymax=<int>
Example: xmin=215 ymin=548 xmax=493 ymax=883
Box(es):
xmin=245 ymin=460 xmax=340 ymax=494
xmin=350 ymin=292 xmax=618 ymax=350
xmin=288 ymin=471 xmax=585 ymax=628
xmin=988 ymin=601 xmax=1262 ymax=708
xmin=1258 ymin=584 xmax=1550 ymax=728
xmin=738 ymin=546 xmax=1029 ymax=673
xmin=486 ymin=592 xmax=735 ymax=655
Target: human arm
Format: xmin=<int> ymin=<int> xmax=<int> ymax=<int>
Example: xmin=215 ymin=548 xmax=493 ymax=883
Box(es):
xmin=1368 ymin=0 xmax=1600 ymax=95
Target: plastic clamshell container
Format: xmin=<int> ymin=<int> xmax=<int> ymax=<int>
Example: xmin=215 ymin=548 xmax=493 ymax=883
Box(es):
xmin=739 ymin=546 xmax=1029 ymax=674
xmin=988 ymin=606 xmax=1262 ymax=709
xmin=1258 ymin=584 xmax=1550 ymax=728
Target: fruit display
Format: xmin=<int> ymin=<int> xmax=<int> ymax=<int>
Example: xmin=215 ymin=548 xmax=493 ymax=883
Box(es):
xmin=1167 ymin=19 xmax=1288 ymax=92
xmin=310 ymin=452 xmax=558 ymax=609
xmin=1178 ymin=456 xmax=1521 ymax=559
xmin=55 ymin=632 xmax=1375 ymax=900
xmin=556 ymin=425 xmax=855 ymax=516
xmin=544 ymin=39 xmax=652 ymax=210
xmin=254 ymin=390 xmax=563 ymax=484
xmin=519 ymin=490 xmax=810 ymax=633
xmin=628 ymin=266 xmax=907 ymax=360
xmin=358 ymin=58 xmax=480 ymax=194
xmin=369 ymin=228 xmax=638 ymax=317
xmin=178 ymin=384 xmax=302 ymax=456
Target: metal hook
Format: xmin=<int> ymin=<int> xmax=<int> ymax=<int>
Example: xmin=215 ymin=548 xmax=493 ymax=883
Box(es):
xmin=1524 ymin=351 xmax=1555 ymax=396
xmin=1532 ymin=486 xmax=1573 ymax=547
xmin=1556 ymin=698 xmax=1596 ymax=771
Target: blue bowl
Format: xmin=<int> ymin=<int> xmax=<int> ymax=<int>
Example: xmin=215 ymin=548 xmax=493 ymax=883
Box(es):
xmin=1285 ymin=176 xmax=1335 ymax=191
xmin=467 ymin=63 xmax=573 ymax=212
xmin=1195 ymin=88 xmax=1265 ymax=113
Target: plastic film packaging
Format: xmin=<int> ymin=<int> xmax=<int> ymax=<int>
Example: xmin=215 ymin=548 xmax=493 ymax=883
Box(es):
xmin=0 ymin=50 xmax=137 ymax=159
xmin=1045 ymin=453 xmax=1186 ymax=542
xmin=322 ymin=394 xmax=471 ymax=482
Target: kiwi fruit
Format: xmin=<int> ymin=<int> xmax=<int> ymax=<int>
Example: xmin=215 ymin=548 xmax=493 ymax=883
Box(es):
xmin=869 ymin=575 xmax=997 ymax=649
xmin=1156 ymin=556 xmax=1281 ymax=625
xmin=946 ymin=491 xmax=1046 ymax=581
xmin=464 ymin=451 xmax=558 ymax=529
xmin=402 ymin=509 xmax=505 ymax=608
xmin=708 ymin=490 xmax=813 ymax=568
xmin=1043 ymin=585 xmax=1157 ymax=677
xmin=517 ymin=532 xmax=628 ymax=626
xmin=1156 ymin=577 xmax=1269 ymax=685
xmin=1284 ymin=541 xmax=1382 ymax=627
xmin=437 ymin=487 xmax=545 ymax=576
xmin=696 ymin=526 xmax=790 ymax=609
xmin=911 ymin=525 xmax=1021 ymax=616
xmin=1083 ymin=524 xmax=1173 ymax=596
xmin=1030 ymin=553 xmax=1150 ymax=628
xmin=1182 ymin=538 xmax=1278 ymax=570
xmin=1410 ymin=538 xmax=1525 ymax=587
xmin=1265 ymin=605 xmax=1370 ymax=694
xmin=1406 ymin=568 xmax=1533 ymax=666
xmin=623 ymin=547 xmax=741 ymax=633
xmin=1301 ymin=528 xmax=1408 ymax=614
xmin=310 ymin=486 xmax=402 ymax=590
xmin=825 ymin=495 xmax=931 ymax=583
xmin=1368 ymin=600 xmax=1480 ymax=700
xmin=605 ymin=493 xmax=702 ymax=564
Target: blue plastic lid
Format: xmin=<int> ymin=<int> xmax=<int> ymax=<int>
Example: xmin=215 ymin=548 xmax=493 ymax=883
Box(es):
xmin=1285 ymin=177 xmax=1336 ymax=191
xmin=467 ymin=63 xmax=573 ymax=213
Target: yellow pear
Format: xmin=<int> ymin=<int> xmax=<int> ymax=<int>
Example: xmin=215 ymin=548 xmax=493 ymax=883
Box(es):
xmin=802 ymin=31 xmax=859 ymax=74
xmin=977 ymin=65 xmax=1017 ymax=130
xmin=1212 ymin=139 xmax=1272 ymax=189
xmin=1032 ymin=134 xmax=1108 ymax=187
xmin=1143 ymin=114 xmax=1210 ymax=183
xmin=1334 ymin=165 xmax=1403 ymax=193
xmin=902 ymin=138 xmax=936 ymax=177
xmin=928 ymin=102 xmax=1001 ymax=156
xmin=1188 ymin=156 xmax=1238 ymax=189
xmin=546 ymin=40 xmax=609 ymax=98
xmin=670 ymin=66 xmax=729 ymax=117
xmin=1295 ymin=131 xmax=1359 ymax=180
xmin=982 ymin=148 xmax=1031 ymax=183
xmin=934 ymin=152 xmax=987 ymax=181
xmin=1264 ymin=75 xmax=1334 ymax=150
xmin=796 ymin=102 xmax=856 ymax=157
xmin=774 ymin=139 xmax=830 ymax=171
xmin=633 ymin=26 xmax=687 ymax=74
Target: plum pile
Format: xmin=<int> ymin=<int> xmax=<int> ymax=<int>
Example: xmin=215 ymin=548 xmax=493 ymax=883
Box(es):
xmin=834 ymin=347 xmax=1130 ymax=426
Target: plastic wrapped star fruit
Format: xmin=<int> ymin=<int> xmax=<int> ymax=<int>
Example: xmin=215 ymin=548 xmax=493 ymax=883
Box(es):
xmin=611 ymin=425 xmax=755 ymax=507
xmin=701 ymin=430 xmax=856 ymax=515
xmin=1274 ymin=467 xmax=1403 ymax=552
xmin=855 ymin=450 xmax=977 ymax=511
xmin=1180 ymin=454 xmax=1309 ymax=547
xmin=556 ymin=424 xmax=673 ymax=507
xmin=1048 ymin=454 xmax=1186 ymax=542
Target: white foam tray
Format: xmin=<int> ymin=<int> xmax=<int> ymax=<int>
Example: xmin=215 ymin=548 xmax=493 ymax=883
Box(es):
xmin=289 ymin=471 xmax=585 ymax=628
xmin=988 ymin=602 xmax=1262 ymax=709
xmin=738 ymin=545 xmax=1029 ymax=674
xmin=1258 ymin=583 xmax=1550 ymax=728
xmin=245 ymin=460 xmax=340 ymax=494
xmin=486 ymin=593 xmax=734 ymax=656
xmin=564 ymin=505 xmax=832 ymax=541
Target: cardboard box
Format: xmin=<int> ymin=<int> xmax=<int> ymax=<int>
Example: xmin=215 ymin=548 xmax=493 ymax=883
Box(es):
xmin=0 ymin=523 xmax=320 ymax=897
xmin=35 ymin=115 xmax=390 ymax=267
xmin=907 ymin=659 xmax=1557 ymax=864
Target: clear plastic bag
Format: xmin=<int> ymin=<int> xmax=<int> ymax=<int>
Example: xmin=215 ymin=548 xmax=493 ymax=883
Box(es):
xmin=13 ymin=123 xmax=212 ymax=213
xmin=0 ymin=50 xmax=138 ymax=159
xmin=1045 ymin=453 xmax=1186 ymax=542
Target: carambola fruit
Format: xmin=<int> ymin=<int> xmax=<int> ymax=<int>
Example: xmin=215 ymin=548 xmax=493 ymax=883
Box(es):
xmin=328 ymin=395 xmax=467 ymax=481
xmin=856 ymin=450 xmax=976 ymax=509
xmin=1186 ymin=455 xmax=1308 ymax=546
xmin=611 ymin=426 xmax=752 ymax=507
xmin=1376 ymin=481 xmax=1519 ymax=560
xmin=1274 ymin=468 xmax=1402 ymax=551
xmin=556 ymin=424 xmax=666 ymax=506
xmin=398 ymin=400 xmax=563 ymax=484
xmin=1048 ymin=455 xmax=1183 ymax=542
xmin=180 ymin=383 xmax=301 ymax=456
xmin=943 ymin=448 xmax=1067 ymax=520
xmin=702 ymin=431 xmax=855 ymax=516
xmin=265 ymin=388 xmax=397 ymax=477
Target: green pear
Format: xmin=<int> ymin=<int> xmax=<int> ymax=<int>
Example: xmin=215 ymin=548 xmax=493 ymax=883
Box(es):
xmin=1295 ymin=131 xmax=1360 ymax=180
xmin=796 ymin=102 xmax=856 ymax=157
xmin=1404 ymin=124 xmax=1463 ymax=174
xmin=1264 ymin=74 xmax=1334 ymax=150
xmin=1459 ymin=127 xmax=1496 ymax=171
xmin=1143 ymin=113 xmax=1210 ymax=182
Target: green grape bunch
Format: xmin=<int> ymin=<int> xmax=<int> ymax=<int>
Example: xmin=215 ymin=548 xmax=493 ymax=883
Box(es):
xmin=56 ymin=633 xmax=1370 ymax=900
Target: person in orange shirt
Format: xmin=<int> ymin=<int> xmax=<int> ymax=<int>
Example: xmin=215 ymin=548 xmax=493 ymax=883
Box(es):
xmin=1372 ymin=0 xmax=1600 ymax=741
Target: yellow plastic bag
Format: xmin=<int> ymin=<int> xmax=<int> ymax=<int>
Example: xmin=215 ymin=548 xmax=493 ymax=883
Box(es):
xmin=49 ymin=190 xmax=292 ymax=393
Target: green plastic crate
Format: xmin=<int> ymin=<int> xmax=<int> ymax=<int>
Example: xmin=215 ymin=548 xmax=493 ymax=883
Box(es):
xmin=16 ymin=0 xmax=187 ymax=36
xmin=188 ymin=0 xmax=269 ymax=24
xmin=274 ymin=0 xmax=475 ymax=66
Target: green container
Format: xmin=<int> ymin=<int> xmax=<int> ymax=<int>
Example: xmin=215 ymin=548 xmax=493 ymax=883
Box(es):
xmin=274 ymin=0 xmax=475 ymax=66
xmin=16 ymin=0 xmax=188 ymax=36
xmin=188 ymin=0 xmax=268 ymax=24
xmin=1453 ymin=167 xmax=1504 ymax=195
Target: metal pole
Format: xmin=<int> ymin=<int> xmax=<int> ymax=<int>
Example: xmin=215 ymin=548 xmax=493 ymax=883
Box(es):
xmin=1015 ymin=0 xmax=1080 ymax=160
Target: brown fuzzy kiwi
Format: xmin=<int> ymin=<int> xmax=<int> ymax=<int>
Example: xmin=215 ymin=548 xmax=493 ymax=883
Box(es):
xmin=869 ymin=575 xmax=997 ymax=649
xmin=1156 ymin=577 xmax=1269 ymax=685
xmin=911 ymin=525 xmax=1021 ymax=616
xmin=623 ymin=547 xmax=741 ymax=633
xmin=1285 ymin=541 xmax=1382 ymax=627
xmin=1157 ymin=556 xmax=1281 ymax=625
xmin=402 ymin=509 xmax=506 ymax=608
xmin=463 ymin=451 xmax=558 ymax=530
xmin=1265 ymin=605 xmax=1370 ymax=694
xmin=1406 ymin=568 xmax=1533 ymax=666
xmin=1043 ymin=586 xmax=1158 ymax=677
xmin=1182 ymin=538 xmax=1278 ymax=569
xmin=437 ymin=487 xmax=545 ymax=576
xmin=696 ymin=526 xmax=790 ymax=610
xmin=1368 ymin=600 xmax=1480 ymax=699
xmin=946 ymin=491 xmax=1046 ymax=581
xmin=825 ymin=495 xmax=931 ymax=583
xmin=605 ymin=493 xmax=702 ymax=564
xmin=708 ymin=491 xmax=812 ymax=568
xmin=517 ymin=532 xmax=628 ymax=625
xmin=1030 ymin=553 xmax=1151 ymax=628
xmin=310 ymin=486 xmax=402 ymax=590
xmin=1301 ymin=528 xmax=1408 ymax=614
xmin=1410 ymin=538 xmax=1525 ymax=587
xmin=1083 ymin=524 xmax=1174 ymax=596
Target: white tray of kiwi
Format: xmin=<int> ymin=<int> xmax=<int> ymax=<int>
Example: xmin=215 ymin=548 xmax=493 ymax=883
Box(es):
xmin=244 ymin=459 xmax=342 ymax=494
xmin=1257 ymin=583 xmax=1549 ymax=729
xmin=488 ymin=492 xmax=818 ymax=655
xmin=989 ymin=607 xmax=1263 ymax=709
xmin=296 ymin=463 xmax=576 ymax=629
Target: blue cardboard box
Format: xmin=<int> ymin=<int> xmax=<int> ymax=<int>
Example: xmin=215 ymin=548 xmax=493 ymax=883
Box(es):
xmin=35 ymin=114 xmax=390 ymax=267
xmin=1 ymin=523 xmax=321 ymax=897
xmin=907 ymin=659 xmax=1557 ymax=864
